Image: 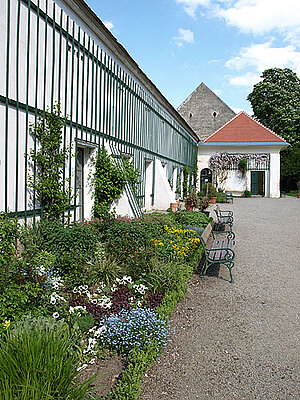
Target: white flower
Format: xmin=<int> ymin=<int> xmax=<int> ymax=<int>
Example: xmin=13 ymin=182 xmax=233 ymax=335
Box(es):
xmin=123 ymin=275 xmax=133 ymax=283
xmin=89 ymin=326 xmax=97 ymax=333
xmin=73 ymin=287 xmax=78 ymax=293
xmin=77 ymin=363 xmax=88 ymax=372
xmin=94 ymin=325 xmax=107 ymax=337
xmin=97 ymin=282 xmax=106 ymax=292
xmin=90 ymin=299 xmax=98 ymax=305
xmin=52 ymin=312 xmax=59 ymax=319
xmin=50 ymin=295 xmax=57 ymax=305
xmin=110 ymin=284 xmax=118 ymax=292
xmin=89 ymin=358 xmax=96 ymax=365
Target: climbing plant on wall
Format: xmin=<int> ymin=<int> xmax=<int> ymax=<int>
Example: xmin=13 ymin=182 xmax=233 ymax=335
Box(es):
xmin=90 ymin=147 xmax=126 ymax=217
xmin=29 ymin=103 xmax=71 ymax=220
xmin=209 ymin=152 xmax=269 ymax=187
xmin=183 ymin=165 xmax=191 ymax=198
xmin=192 ymin=146 xmax=198 ymax=189
xmin=176 ymin=170 xmax=182 ymax=198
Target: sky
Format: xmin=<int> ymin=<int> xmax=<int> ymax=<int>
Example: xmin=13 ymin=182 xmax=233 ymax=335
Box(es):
xmin=85 ymin=0 xmax=300 ymax=114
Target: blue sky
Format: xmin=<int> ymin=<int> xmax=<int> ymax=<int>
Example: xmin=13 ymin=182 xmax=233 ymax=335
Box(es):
xmin=86 ymin=0 xmax=300 ymax=114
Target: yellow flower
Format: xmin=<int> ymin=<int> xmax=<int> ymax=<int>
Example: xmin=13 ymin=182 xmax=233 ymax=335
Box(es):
xmin=2 ymin=320 xmax=10 ymax=329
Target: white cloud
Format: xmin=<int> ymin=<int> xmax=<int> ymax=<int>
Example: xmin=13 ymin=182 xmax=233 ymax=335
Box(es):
xmin=216 ymin=0 xmax=300 ymax=46
xmin=103 ymin=21 xmax=114 ymax=31
xmin=173 ymin=28 xmax=195 ymax=47
xmin=229 ymin=72 xmax=261 ymax=87
xmin=175 ymin=0 xmax=210 ymax=18
xmin=226 ymin=41 xmax=300 ymax=76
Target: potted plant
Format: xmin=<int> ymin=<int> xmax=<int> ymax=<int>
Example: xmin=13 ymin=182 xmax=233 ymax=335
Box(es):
xmin=201 ymin=182 xmax=217 ymax=204
xmin=170 ymin=202 xmax=178 ymax=212
xmin=198 ymin=196 xmax=210 ymax=216
xmin=185 ymin=189 xmax=198 ymax=211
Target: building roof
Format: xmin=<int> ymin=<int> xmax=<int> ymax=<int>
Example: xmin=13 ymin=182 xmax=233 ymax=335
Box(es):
xmin=177 ymin=82 xmax=236 ymax=140
xmin=204 ymin=112 xmax=288 ymax=143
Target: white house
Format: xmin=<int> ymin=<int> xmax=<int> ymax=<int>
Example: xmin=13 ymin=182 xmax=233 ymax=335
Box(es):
xmin=198 ymin=112 xmax=289 ymax=198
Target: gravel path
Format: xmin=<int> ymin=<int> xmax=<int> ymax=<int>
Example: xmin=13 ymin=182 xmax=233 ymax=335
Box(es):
xmin=140 ymin=198 xmax=300 ymax=400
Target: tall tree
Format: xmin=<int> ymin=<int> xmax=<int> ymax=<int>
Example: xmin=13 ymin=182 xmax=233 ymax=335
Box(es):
xmin=247 ymin=68 xmax=300 ymax=190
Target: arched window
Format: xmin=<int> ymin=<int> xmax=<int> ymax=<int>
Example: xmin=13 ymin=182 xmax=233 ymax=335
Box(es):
xmin=200 ymin=168 xmax=212 ymax=190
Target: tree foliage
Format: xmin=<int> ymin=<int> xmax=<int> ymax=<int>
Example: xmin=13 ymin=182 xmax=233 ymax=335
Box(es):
xmin=247 ymin=68 xmax=300 ymax=189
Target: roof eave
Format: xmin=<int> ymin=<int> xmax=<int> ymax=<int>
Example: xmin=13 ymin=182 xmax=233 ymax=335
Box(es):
xmin=198 ymin=141 xmax=290 ymax=147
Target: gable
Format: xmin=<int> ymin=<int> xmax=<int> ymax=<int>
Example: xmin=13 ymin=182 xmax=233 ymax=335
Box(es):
xmin=204 ymin=112 xmax=287 ymax=143
xmin=177 ymin=83 xmax=236 ymax=140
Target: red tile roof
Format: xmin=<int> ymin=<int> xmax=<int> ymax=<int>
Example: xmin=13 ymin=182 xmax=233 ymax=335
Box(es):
xmin=204 ymin=112 xmax=287 ymax=143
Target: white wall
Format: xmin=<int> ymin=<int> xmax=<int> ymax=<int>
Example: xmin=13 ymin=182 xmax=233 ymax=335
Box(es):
xmin=153 ymin=158 xmax=176 ymax=210
xmin=198 ymin=144 xmax=284 ymax=198
xmin=269 ymin=152 xmax=281 ymax=198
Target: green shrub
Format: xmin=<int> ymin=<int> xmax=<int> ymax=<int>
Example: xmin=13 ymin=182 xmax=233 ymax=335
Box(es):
xmin=91 ymin=147 xmax=126 ymax=217
xmin=216 ymin=192 xmax=226 ymax=203
xmin=244 ymin=189 xmax=251 ymax=197
xmin=200 ymin=182 xmax=217 ymax=197
xmin=0 ymin=213 xmax=19 ymax=267
xmin=174 ymin=210 xmax=209 ymax=228
xmin=21 ymin=220 xmax=99 ymax=275
xmin=0 ymin=315 xmax=97 ymax=399
xmin=142 ymin=257 xmax=194 ymax=292
xmin=0 ymin=280 xmax=47 ymax=324
xmin=28 ymin=102 xmax=71 ymax=220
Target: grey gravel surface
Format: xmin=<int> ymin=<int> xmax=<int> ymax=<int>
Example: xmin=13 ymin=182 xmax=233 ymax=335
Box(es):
xmin=140 ymin=198 xmax=300 ymax=400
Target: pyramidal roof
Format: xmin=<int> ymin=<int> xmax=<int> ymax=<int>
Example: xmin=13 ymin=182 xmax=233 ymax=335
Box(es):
xmin=204 ymin=112 xmax=288 ymax=143
xmin=177 ymin=82 xmax=236 ymax=140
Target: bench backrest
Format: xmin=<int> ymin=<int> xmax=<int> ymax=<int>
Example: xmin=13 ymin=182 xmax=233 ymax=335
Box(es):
xmin=214 ymin=205 xmax=220 ymax=220
xmin=200 ymin=223 xmax=212 ymax=250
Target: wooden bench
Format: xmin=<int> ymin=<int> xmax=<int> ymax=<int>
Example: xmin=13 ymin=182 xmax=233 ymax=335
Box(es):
xmin=200 ymin=223 xmax=235 ymax=283
xmin=225 ymin=191 xmax=234 ymax=203
xmin=214 ymin=205 xmax=234 ymax=230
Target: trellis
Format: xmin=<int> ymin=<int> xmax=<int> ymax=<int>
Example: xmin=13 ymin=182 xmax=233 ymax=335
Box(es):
xmin=0 ymin=0 xmax=197 ymax=221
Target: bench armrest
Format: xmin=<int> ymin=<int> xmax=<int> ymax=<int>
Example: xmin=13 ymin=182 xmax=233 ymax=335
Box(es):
xmin=220 ymin=210 xmax=233 ymax=217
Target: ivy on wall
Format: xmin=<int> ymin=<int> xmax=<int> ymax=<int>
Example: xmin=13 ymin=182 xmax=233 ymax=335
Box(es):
xmin=182 ymin=165 xmax=191 ymax=198
xmin=90 ymin=149 xmax=141 ymax=217
xmin=90 ymin=148 xmax=126 ymax=218
xmin=209 ymin=152 xmax=269 ymax=187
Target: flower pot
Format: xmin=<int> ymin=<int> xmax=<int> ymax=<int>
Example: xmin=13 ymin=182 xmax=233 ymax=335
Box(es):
xmin=185 ymin=205 xmax=194 ymax=211
xmin=210 ymin=196 xmax=217 ymax=204
xmin=170 ymin=202 xmax=178 ymax=212
xmin=297 ymin=194 xmax=300 ymax=198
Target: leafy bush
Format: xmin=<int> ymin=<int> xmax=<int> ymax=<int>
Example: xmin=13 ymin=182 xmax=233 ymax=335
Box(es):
xmin=200 ymin=182 xmax=217 ymax=197
xmin=103 ymin=219 xmax=157 ymax=278
xmin=91 ymin=147 xmax=126 ymax=217
xmin=28 ymin=102 xmax=71 ymax=220
xmin=216 ymin=192 xmax=226 ymax=203
xmin=21 ymin=220 xmax=99 ymax=276
xmin=0 ymin=315 xmax=97 ymax=399
xmin=174 ymin=210 xmax=209 ymax=228
xmin=99 ymin=308 xmax=171 ymax=355
xmin=152 ymin=226 xmax=201 ymax=260
xmin=0 ymin=213 xmax=19 ymax=267
xmin=142 ymin=257 xmax=194 ymax=292
xmin=244 ymin=189 xmax=251 ymax=197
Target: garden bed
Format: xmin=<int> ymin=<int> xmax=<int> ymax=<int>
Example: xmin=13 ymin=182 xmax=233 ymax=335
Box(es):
xmin=0 ymin=210 xmax=211 ymax=399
